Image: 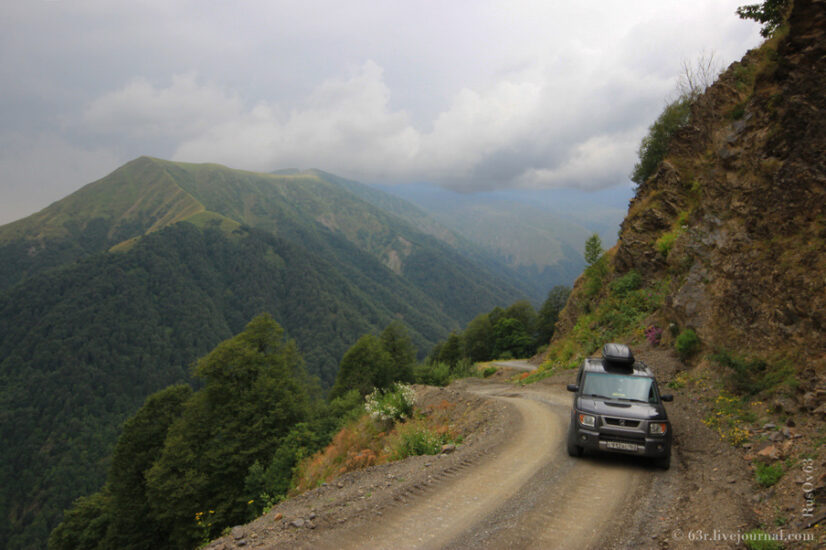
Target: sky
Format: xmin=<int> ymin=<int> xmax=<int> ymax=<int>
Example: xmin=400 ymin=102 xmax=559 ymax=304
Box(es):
xmin=0 ymin=0 xmax=763 ymax=225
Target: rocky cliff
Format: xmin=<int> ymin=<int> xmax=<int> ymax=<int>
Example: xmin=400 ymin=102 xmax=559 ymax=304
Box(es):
xmin=557 ymin=0 xmax=824 ymax=383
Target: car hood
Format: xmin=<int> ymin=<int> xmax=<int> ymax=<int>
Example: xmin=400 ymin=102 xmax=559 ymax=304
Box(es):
xmin=576 ymin=397 xmax=668 ymax=420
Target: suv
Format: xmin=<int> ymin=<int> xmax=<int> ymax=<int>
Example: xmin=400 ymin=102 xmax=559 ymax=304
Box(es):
xmin=566 ymin=343 xmax=673 ymax=469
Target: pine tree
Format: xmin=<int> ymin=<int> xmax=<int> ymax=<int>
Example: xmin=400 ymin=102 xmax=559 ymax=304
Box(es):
xmin=584 ymin=234 xmax=603 ymax=265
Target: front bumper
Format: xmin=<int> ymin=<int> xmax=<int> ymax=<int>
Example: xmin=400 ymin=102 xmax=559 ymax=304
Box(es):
xmin=572 ymin=426 xmax=670 ymax=458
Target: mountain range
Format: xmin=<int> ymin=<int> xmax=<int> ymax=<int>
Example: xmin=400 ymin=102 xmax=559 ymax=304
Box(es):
xmin=0 ymin=157 xmax=535 ymax=547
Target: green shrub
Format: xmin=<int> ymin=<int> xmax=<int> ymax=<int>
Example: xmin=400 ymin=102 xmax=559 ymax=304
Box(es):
xmin=675 ymin=329 xmax=700 ymax=360
xmin=364 ymin=383 xmax=416 ymax=423
xmin=583 ymin=258 xmax=608 ymax=299
xmin=754 ymin=462 xmax=784 ymax=487
xmin=611 ymin=270 xmax=642 ymax=296
xmin=655 ymin=229 xmax=682 ymax=257
xmin=743 ymin=529 xmax=783 ymax=550
xmin=413 ymin=362 xmax=451 ymax=386
xmin=631 ymin=98 xmax=692 ymax=186
xmin=729 ymin=101 xmax=747 ymax=120
xmin=482 ymin=366 xmax=497 ymax=378
xmin=391 ymin=426 xmax=443 ymax=459
xmin=711 ymin=351 xmax=795 ymax=396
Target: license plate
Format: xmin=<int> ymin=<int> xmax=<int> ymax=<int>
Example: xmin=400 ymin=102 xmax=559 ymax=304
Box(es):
xmin=603 ymin=441 xmax=640 ymax=452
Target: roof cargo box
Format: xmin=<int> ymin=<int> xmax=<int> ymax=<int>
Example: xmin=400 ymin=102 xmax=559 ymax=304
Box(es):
xmin=602 ymin=343 xmax=634 ymax=366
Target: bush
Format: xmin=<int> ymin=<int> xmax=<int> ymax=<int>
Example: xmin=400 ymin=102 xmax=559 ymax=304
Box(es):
xmin=754 ymin=462 xmax=784 ymax=487
xmin=611 ymin=270 xmax=643 ymax=296
xmin=482 ymin=366 xmax=497 ymax=378
xmin=743 ymin=529 xmax=783 ymax=550
xmin=675 ymin=329 xmax=700 ymax=360
xmin=413 ymin=362 xmax=451 ymax=386
xmin=583 ymin=257 xmax=608 ymax=299
xmin=451 ymin=357 xmax=475 ymax=378
xmin=655 ymin=230 xmax=679 ymax=257
xmin=364 ymin=383 xmax=416 ymax=423
xmin=391 ymin=424 xmax=444 ymax=459
xmin=631 ymin=98 xmax=692 ymax=186
xmin=711 ymin=351 xmax=795 ymax=396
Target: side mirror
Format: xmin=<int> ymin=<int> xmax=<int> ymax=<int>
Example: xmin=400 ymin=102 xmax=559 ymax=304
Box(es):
xmin=566 ymin=384 xmax=579 ymax=393
xmin=661 ymin=394 xmax=674 ymax=402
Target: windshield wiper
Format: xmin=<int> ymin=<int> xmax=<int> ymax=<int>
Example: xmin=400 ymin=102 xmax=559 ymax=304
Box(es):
xmin=613 ymin=397 xmax=648 ymax=403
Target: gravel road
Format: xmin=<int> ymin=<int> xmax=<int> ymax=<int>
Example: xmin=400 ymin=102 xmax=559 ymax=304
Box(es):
xmin=208 ymin=354 xmax=761 ymax=550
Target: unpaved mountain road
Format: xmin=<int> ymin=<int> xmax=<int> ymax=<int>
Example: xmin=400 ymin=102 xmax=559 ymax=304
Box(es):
xmin=490 ymin=359 xmax=537 ymax=372
xmin=209 ymin=352 xmax=763 ymax=550
xmin=329 ymin=384 xmax=654 ymax=550
xmin=210 ymin=376 xmax=687 ymax=550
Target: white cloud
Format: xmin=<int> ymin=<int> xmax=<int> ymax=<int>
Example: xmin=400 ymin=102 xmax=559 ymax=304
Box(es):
xmin=515 ymin=131 xmax=643 ymax=190
xmin=0 ymin=0 xmax=763 ymax=216
xmin=172 ymin=62 xmax=421 ymax=177
xmin=82 ymin=73 xmax=243 ymax=139
xmin=166 ymin=53 xmax=666 ymax=192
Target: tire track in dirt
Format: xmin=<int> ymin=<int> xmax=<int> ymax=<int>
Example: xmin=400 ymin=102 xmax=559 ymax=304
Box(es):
xmin=240 ymin=383 xmax=661 ymax=550
xmin=308 ymin=390 xmax=560 ymax=550
xmin=444 ymin=388 xmax=652 ymax=549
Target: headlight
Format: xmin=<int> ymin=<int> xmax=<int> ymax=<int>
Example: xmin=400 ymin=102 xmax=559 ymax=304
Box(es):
xmin=578 ymin=413 xmax=596 ymax=428
xmin=649 ymin=422 xmax=668 ymax=435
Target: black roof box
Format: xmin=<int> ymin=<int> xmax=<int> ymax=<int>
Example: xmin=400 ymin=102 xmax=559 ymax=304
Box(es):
xmin=602 ymin=343 xmax=634 ymax=366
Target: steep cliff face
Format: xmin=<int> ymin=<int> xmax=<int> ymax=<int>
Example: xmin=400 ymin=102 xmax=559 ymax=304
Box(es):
xmin=559 ymin=0 xmax=825 ymax=376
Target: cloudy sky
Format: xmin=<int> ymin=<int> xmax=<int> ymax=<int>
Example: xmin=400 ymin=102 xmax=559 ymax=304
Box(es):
xmin=0 ymin=0 xmax=763 ymax=224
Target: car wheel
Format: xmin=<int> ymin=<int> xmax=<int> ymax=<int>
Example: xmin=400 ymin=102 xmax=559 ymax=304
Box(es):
xmin=566 ymin=426 xmax=583 ymax=457
xmin=654 ymin=453 xmax=670 ymax=470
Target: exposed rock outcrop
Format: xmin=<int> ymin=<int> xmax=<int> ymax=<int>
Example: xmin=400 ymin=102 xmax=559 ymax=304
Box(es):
xmin=561 ymin=0 xmax=825 ymax=373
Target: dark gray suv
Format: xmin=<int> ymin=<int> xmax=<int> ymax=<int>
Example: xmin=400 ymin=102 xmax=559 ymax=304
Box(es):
xmin=566 ymin=343 xmax=673 ymax=469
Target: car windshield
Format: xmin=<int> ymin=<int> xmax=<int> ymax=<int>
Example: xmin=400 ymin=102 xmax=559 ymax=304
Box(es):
xmin=582 ymin=372 xmax=656 ymax=403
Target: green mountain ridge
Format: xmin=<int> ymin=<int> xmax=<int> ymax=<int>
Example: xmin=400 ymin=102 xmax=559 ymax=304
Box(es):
xmin=0 ymin=158 xmax=533 ymax=548
xmin=371 ymin=183 xmax=624 ymax=299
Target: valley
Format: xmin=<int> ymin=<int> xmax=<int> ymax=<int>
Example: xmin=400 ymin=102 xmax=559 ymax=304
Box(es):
xmin=1 ymin=1 xmax=824 ymax=548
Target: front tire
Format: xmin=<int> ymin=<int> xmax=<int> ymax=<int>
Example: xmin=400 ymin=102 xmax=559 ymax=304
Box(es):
xmin=653 ymin=453 xmax=671 ymax=470
xmin=566 ymin=425 xmax=583 ymax=457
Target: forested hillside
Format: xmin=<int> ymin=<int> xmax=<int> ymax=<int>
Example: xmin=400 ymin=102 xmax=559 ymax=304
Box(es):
xmin=0 ymin=159 xmax=532 ymax=548
xmin=373 ymin=183 xmax=621 ymax=301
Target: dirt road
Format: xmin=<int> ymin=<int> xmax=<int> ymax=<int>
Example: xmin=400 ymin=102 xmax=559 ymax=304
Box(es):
xmin=208 ymin=349 xmax=768 ymax=550
xmin=490 ymin=359 xmax=537 ymax=372
xmin=215 ymin=379 xmax=672 ymax=550
xmin=325 ymin=383 xmax=654 ymax=550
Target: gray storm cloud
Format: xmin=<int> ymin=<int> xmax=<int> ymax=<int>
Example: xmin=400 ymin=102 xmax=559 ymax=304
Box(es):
xmin=0 ymin=0 xmax=762 ymax=224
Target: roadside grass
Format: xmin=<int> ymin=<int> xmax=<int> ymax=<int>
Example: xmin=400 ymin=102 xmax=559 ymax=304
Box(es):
xmin=531 ymin=265 xmax=668 ymax=381
xmin=292 ymin=391 xmax=460 ymax=493
xmin=710 ymin=350 xmax=797 ymax=396
xmin=754 ymin=462 xmax=785 ymax=488
xmin=743 ymin=528 xmax=783 ymax=550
